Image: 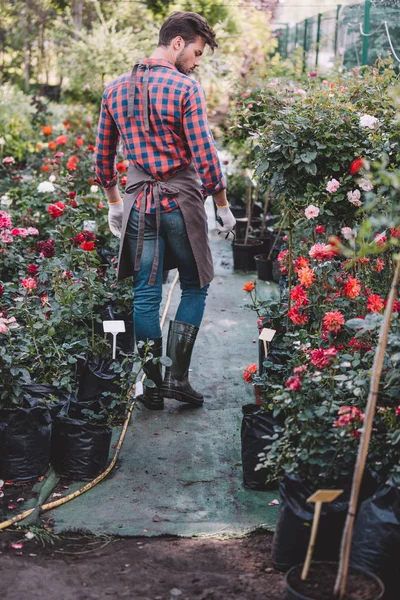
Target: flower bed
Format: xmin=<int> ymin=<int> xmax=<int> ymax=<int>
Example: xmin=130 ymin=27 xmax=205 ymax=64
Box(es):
xmin=0 ymin=107 xmax=148 ymax=481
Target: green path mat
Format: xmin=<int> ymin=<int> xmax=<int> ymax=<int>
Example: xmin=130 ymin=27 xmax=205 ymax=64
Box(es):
xmin=48 ymin=200 xmax=281 ymax=537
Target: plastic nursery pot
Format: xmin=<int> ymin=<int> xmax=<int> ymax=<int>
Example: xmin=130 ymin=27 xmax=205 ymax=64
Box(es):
xmin=254 ymin=254 xmax=274 ymax=281
xmin=232 ymin=239 xmax=265 ymax=272
xmin=285 ymin=562 xmax=384 ymax=600
xmin=241 ymin=404 xmax=279 ymax=491
xmin=0 ymin=406 xmax=52 ymax=481
xmin=234 ymin=217 xmax=262 ymax=239
xmin=50 ymin=417 xmax=112 ymax=481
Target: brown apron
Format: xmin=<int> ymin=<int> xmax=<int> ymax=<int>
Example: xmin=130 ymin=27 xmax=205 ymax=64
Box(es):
xmin=117 ymin=162 xmax=214 ymax=289
xmin=116 ymin=61 xmax=214 ymax=288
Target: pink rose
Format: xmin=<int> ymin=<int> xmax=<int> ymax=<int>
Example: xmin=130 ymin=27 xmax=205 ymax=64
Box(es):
xmin=304 ymin=205 xmax=320 ymax=220
xmin=326 ymin=179 xmax=340 ymax=193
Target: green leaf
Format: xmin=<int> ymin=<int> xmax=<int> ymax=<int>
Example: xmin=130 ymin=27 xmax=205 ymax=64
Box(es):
xmin=159 ymin=356 xmax=172 ymax=367
xmin=304 ymin=163 xmax=317 ymax=176
xmin=345 ymin=318 xmax=367 ymax=330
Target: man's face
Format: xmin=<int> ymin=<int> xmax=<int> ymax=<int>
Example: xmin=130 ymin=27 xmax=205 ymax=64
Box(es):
xmin=175 ymin=36 xmax=206 ymax=76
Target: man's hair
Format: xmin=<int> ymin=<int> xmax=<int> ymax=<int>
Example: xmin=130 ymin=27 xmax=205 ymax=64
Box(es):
xmin=158 ymin=11 xmax=218 ymax=51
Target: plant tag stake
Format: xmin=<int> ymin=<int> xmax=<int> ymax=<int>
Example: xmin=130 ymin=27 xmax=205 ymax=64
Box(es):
xmin=259 ymin=328 xmax=276 ymax=358
xmin=103 ymin=320 xmax=126 ymax=360
xmin=135 ymin=381 xmax=144 ymax=398
xmin=301 ymin=489 xmax=343 ymax=581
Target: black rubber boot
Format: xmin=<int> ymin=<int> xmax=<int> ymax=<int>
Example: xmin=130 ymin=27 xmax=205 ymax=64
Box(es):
xmin=161 ymin=321 xmax=204 ymax=407
xmin=137 ymin=338 xmax=164 ymax=410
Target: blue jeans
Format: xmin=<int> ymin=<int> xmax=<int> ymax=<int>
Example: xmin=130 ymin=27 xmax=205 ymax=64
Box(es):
xmin=125 ymin=208 xmax=209 ymax=342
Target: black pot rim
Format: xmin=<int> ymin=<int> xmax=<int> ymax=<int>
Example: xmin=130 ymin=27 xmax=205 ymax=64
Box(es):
xmin=284 ymin=562 xmax=385 ymax=600
xmin=254 ymin=254 xmax=271 ymax=261
xmin=232 ymin=240 xmax=265 ymax=248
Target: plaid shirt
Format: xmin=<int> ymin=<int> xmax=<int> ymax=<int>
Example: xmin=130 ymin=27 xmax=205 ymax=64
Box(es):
xmin=94 ymin=58 xmax=225 ymax=213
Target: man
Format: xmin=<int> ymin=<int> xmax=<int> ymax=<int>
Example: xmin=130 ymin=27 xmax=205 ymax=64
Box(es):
xmin=94 ymin=11 xmax=235 ymax=411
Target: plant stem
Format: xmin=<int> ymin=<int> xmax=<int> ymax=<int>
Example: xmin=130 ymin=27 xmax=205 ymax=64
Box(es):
xmin=267 ymin=206 xmax=288 ymax=260
xmin=334 ymin=258 xmax=400 ymax=598
xmin=260 ymin=188 xmax=270 ymax=238
xmin=244 ymin=177 xmax=253 ymax=246
xmin=287 ymin=209 xmax=293 ymax=332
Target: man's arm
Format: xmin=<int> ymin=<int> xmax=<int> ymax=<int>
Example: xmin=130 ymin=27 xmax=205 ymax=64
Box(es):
xmin=94 ymin=92 xmax=124 ymax=237
xmin=182 ymin=85 xmax=235 ymax=232
xmin=94 ymin=91 xmax=120 ymax=190
xmin=182 ymin=83 xmax=226 ymax=201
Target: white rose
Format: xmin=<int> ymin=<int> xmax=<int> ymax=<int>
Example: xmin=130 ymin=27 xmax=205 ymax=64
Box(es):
xmin=347 ymin=189 xmax=362 ymax=207
xmin=37 ymin=181 xmax=55 ymax=193
xmin=48 ymin=174 xmax=56 ymax=183
xmin=359 ymin=179 xmax=373 ymax=192
xmin=359 ymin=114 xmax=379 ymax=129
xmin=90 ymin=185 xmax=99 ymax=193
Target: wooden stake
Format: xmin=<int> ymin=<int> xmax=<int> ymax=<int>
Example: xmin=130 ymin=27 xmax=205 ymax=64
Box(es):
xmin=334 ymin=258 xmax=400 ymax=598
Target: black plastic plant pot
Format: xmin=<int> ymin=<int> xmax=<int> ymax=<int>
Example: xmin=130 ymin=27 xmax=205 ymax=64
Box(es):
xmin=254 ymin=254 xmax=274 ymax=281
xmin=229 ymin=205 xmax=246 ymax=218
xmin=78 ymin=357 xmax=121 ymax=402
xmin=234 ymin=217 xmax=262 ymax=239
xmin=284 ymin=562 xmax=384 ymax=600
xmin=232 ymin=239 xmax=265 ymax=272
xmin=50 ymin=417 xmax=112 ymax=481
xmin=0 ymin=406 xmax=52 ymax=481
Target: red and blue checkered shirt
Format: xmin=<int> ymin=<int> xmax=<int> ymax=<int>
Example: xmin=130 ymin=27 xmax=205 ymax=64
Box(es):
xmin=94 ymin=58 xmax=225 ymax=213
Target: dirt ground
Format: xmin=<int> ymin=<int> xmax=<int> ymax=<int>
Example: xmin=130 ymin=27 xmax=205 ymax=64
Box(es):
xmin=0 ymin=528 xmax=285 ymax=600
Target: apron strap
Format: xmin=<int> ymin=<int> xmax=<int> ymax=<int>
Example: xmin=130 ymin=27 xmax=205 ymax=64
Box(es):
xmin=127 ymin=62 xmax=173 ymax=129
xmin=127 ymin=63 xmax=139 ymax=119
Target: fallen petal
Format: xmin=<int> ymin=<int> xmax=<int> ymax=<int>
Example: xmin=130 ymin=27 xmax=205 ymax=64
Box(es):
xmin=10 ymin=543 xmax=24 ymax=549
xmin=268 ymin=499 xmax=280 ymax=506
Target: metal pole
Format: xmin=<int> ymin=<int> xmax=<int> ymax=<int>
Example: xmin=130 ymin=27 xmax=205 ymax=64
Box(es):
xmin=302 ymin=19 xmax=309 ymax=73
xmin=285 ymin=24 xmax=289 ymax=58
xmin=315 ymin=13 xmax=322 ymax=67
xmin=334 ymin=4 xmax=341 ymax=57
xmin=361 ymin=0 xmax=371 ymax=66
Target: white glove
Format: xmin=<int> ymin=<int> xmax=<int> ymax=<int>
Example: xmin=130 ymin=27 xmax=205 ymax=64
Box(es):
xmin=216 ymin=205 xmax=236 ymax=233
xmin=108 ymin=201 xmax=123 ymax=238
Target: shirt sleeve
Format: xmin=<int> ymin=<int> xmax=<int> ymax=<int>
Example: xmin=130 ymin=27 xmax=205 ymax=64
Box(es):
xmin=182 ymin=83 xmax=226 ymax=197
xmin=94 ymin=90 xmax=119 ymax=188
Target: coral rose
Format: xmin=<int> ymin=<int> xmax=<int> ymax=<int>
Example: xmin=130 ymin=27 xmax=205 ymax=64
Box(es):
xmin=242 ymin=281 xmax=255 ymax=293
xmin=323 ymin=311 xmax=345 ymax=333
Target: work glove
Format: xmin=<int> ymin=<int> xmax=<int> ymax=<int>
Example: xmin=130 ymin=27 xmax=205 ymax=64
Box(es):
xmin=216 ymin=205 xmax=236 ymax=234
xmin=108 ymin=201 xmax=123 ymax=238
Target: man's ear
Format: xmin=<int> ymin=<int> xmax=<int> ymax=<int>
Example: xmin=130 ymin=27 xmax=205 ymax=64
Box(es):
xmin=172 ymin=36 xmax=184 ymax=51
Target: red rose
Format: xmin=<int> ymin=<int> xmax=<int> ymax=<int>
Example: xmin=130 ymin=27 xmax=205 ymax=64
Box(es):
xmin=80 ymin=241 xmax=96 ymax=251
xmin=56 ymin=135 xmax=68 ymax=146
xmin=66 ymin=156 xmax=79 ymax=171
xmin=27 ymin=264 xmax=39 ymax=275
xmin=349 ymin=158 xmax=364 ymax=175
xmin=47 ymin=201 xmax=66 ymax=219
xmin=116 ymin=162 xmax=127 ymax=173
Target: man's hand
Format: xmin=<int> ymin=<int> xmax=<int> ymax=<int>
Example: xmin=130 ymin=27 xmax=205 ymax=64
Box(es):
xmin=216 ymin=205 xmax=236 ymax=234
xmin=108 ymin=201 xmax=123 ymax=238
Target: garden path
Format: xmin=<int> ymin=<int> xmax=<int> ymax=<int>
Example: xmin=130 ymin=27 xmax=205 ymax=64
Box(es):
xmin=47 ymin=200 xmax=280 ymax=537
